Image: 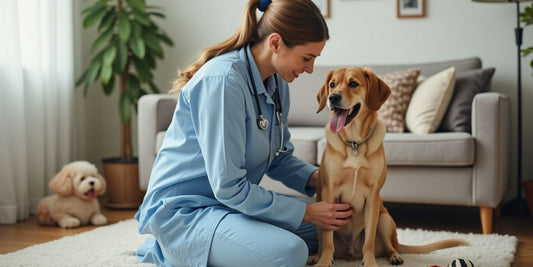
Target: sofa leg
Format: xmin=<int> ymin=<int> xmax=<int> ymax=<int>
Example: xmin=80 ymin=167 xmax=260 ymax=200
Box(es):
xmin=479 ymin=206 xmax=493 ymax=234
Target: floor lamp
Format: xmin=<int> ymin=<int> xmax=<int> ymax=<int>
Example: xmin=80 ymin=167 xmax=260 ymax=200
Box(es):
xmin=472 ymin=0 xmax=531 ymax=215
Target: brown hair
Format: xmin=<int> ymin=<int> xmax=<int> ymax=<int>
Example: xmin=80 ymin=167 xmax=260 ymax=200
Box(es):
xmin=170 ymin=0 xmax=329 ymax=94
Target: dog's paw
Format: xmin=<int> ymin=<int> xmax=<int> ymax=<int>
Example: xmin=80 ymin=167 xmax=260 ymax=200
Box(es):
xmin=91 ymin=214 xmax=107 ymax=226
xmin=307 ymin=255 xmax=319 ymax=265
xmin=313 ymin=258 xmax=334 ymax=267
xmin=58 ymin=217 xmax=80 ymax=228
xmin=362 ymin=256 xmax=377 ymax=267
xmin=389 ymin=253 xmax=404 ymax=265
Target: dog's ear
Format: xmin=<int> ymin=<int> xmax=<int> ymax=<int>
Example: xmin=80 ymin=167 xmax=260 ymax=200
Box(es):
xmin=96 ymin=174 xmax=107 ymax=195
xmin=316 ymin=70 xmax=335 ymax=113
xmin=364 ymin=68 xmax=391 ymax=111
xmin=49 ymin=170 xmax=73 ymax=196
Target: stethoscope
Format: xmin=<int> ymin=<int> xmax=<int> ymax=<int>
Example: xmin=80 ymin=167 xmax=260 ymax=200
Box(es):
xmin=245 ymin=48 xmax=288 ymax=156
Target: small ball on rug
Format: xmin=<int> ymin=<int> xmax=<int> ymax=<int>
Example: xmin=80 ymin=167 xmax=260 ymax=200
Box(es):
xmin=448 ymin=258 xmax=474 ymax=267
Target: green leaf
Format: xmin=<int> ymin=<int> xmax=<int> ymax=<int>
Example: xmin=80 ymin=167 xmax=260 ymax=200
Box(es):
xmin=130 ymin=36 xmax=145 ymax=58
xmin=522 ymin=47 xmax=533 ymax=57
xmin=119 ymin=93 xmax=132 ymax=122
xmin=126 ymin=74 xmax=141 ymax=97
xmin=102 ymin=76 xmax=115 ymax=95
xmin=132 ymin=8 xmax=151 ymax=26
xmin=144 ymin=52 xmax=156 ymax=69
xmin=103 ymin=45 xmax=117 ymax=66
xmin=127 ymin=0 xmax=146 ymax=12
xmin=83 ymin=5 xmax=108 ymax=28
xmin=98 ymin=8 xmax=116 ymax=32
xmin=132 ymin=57 xmax=151 ymax=83
xmin=87 ymin=58 xmax=102 ymax=84
xmin=100 ymin=64 xmax=113 ymax=84
xmin=143 ymin=31 xmax=162 ymax=53
xmin=115 ymin=40 xmax=128 ymax=73
xmin=82 ymin=1 xmax=107 ymax=15
xmin=156 ymin=32 xmax=174 ymax=46
xmin=146 ymin=5 xmax=163 ymax=10
xmin=131 ymin=20 xmax=142 ymax=38
xmin=118 ymin=12 xmax=131 ymax=42
xmin=149 ymin=11 xmax=165 ymax=19
xmin=92 ymin=27 xmax=114 ymax=52
xmin=75 ymin=69 xmax=89 ymax=88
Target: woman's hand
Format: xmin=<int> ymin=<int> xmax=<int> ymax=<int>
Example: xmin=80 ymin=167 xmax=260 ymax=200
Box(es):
xmin=303 ymin=201 xmax=353 ymax=230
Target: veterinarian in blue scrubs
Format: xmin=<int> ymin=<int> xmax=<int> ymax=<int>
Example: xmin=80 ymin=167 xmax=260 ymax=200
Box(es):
xmin=135 ymin=0 xmax=353 ymax=266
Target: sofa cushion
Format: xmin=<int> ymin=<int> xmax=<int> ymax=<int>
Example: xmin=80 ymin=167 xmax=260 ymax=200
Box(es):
xmin=289 ymin=127 xmax=325 ymax=165
xmin=317 ymin=132 xmax=474 ymax=167
xmin=405 ymin=67 xmax=456 ymax=134
xmin=438 ymin=67 xmax=496 ymax=133
xmin=383 ymin=132 xmax=474 ymax=166
xmin=378 ymin=68 xmax=421 ymax=133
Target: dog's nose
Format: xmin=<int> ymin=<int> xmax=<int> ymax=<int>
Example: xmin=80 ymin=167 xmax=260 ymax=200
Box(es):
xmin=329 ymin=94 xmax=342 ymax=105
xmin=89 ymin=181 xmax=95 ymax=186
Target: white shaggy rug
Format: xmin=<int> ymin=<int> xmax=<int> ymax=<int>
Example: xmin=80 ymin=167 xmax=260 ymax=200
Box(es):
xmin=0 ymin=219 xmax=517 ymax=267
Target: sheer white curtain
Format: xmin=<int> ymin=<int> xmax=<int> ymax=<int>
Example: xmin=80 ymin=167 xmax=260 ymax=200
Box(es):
xmin=0 ymin=0 xmax=76 ymax=224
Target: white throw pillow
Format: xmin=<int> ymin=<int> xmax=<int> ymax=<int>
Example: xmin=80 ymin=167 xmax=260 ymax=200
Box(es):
xmin=405 ymin=67 xmax=456 ymax=134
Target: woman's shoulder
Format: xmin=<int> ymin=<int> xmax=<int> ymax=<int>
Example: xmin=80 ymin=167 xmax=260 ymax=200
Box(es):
xmin=197 ymin=49 xmax=247 ymax=82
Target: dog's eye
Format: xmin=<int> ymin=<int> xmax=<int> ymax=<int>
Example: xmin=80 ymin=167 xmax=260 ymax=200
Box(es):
xmin=349 ymin=81 xmax=359 ymax=88
xmin=80 ymin=176 xmax=86 ymax=181
xmin=329 ymin=82 xmax=335 ymax=88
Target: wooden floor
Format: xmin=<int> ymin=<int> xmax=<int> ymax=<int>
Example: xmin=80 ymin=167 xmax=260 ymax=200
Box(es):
xmin=0 ymin=203 xmax=532 ymax=266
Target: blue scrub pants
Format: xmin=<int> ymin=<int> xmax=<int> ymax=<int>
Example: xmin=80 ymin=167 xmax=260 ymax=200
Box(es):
xmin=207 ymin=213 xmax=318 ymax=267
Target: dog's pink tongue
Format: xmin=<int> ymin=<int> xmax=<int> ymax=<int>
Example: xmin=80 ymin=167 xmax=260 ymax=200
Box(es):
xmin=86 ymin=190 xmax=96 ymax=199
xmin=329 ymin=109 xmax=349 ymax=134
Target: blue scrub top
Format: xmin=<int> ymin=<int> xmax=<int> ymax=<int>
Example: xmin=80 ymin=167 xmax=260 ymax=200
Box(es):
xmin=135 ymin=45 xmax=318 ymax=267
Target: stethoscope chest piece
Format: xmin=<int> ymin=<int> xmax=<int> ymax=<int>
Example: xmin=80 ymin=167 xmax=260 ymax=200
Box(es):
xmin=257 ymin=115 xmax=269 ymax=130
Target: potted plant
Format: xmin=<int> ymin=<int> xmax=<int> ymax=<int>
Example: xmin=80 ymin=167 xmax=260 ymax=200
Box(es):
xmin=76 ymin=0 xmax=173 ymax=208
xmin=520 ymin=3 xmax=533 ymax=219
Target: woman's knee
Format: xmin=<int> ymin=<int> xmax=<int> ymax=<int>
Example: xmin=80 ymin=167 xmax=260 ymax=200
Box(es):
xmin=275 ymin=236 xmax=309 ymax=267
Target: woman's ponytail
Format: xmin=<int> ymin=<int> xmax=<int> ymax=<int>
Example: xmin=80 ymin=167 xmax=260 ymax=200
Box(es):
xmin=170 ymin=0 xmax=262 ymax=94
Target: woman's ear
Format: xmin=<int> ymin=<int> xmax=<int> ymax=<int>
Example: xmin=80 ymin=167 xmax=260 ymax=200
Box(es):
xmin=49 ymin=170 xmax=73 ymax=197
xmin=268 ymin=33 xmax=283 ymax=52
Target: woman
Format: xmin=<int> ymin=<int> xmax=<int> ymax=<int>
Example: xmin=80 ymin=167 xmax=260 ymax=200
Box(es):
xmin=135 ymin=0 xmax=353 ymax=266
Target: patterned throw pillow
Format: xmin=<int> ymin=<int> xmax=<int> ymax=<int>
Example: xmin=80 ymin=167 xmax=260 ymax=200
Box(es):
xmin=378 ymin=68 xmax=421 ymax=132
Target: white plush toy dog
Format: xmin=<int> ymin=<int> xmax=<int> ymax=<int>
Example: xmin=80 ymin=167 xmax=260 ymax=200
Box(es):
xmin=37 ymin=161 xmax=108 ymax=228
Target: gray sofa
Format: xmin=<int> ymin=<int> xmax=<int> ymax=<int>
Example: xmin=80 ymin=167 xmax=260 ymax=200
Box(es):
xmin=138 ymin=57 xmax=509 ymax=234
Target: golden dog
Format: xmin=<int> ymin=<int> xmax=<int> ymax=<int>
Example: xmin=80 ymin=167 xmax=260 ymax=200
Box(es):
xmin=309 ymin=67 xmax=468 ymax=267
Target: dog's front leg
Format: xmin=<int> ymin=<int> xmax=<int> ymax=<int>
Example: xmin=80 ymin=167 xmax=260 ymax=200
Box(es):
xmin=362 ymin=192 xmax=380 ymax=267
xmin=54 ymin=213 xmax=81 ymax=228
xmin=91 ymin=213 xmax=107 ymax=225
xmin=315 ymin=186 xmax=335 ymax=267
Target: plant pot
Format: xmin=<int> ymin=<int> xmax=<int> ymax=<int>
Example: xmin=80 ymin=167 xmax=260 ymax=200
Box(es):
xmin=102 ymin=157 xmax=145 ymax=209
xmin=523 ymin=180 xmax=533 ymax=220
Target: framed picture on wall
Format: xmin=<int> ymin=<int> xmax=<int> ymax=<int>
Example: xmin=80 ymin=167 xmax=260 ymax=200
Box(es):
xmin=311 ymin=0 xmax=330 ymax=18
xmin=397 ymin=0 xmax=425 ymax=18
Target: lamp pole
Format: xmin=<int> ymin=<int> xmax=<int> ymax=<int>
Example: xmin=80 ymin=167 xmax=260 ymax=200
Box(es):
xmin=505 ymin=0 xmax=529 ymax=215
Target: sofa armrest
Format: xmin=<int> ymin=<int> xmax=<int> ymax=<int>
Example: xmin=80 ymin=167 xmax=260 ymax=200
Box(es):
xmin=472 ymin=92 xmax=510 ymax=207
xmin=138 ymin=94 xmax=177 ymax=190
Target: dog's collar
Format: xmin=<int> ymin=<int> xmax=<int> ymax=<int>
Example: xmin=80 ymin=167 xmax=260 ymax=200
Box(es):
xmin=338 ymin=122 xmax=378 ymax=156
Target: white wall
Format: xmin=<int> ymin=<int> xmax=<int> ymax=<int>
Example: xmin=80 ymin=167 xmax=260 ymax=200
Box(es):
xmin=77 ymin=0 xmax=533 ymax=201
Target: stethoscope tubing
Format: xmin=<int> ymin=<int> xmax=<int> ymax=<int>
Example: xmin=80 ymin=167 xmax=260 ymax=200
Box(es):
xmin=244 ymin=47 xmax=288 ymax=156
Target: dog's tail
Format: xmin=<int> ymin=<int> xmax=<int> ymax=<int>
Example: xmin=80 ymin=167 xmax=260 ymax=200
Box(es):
xmin=398 ymin=239 xmax=469 ymax=254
